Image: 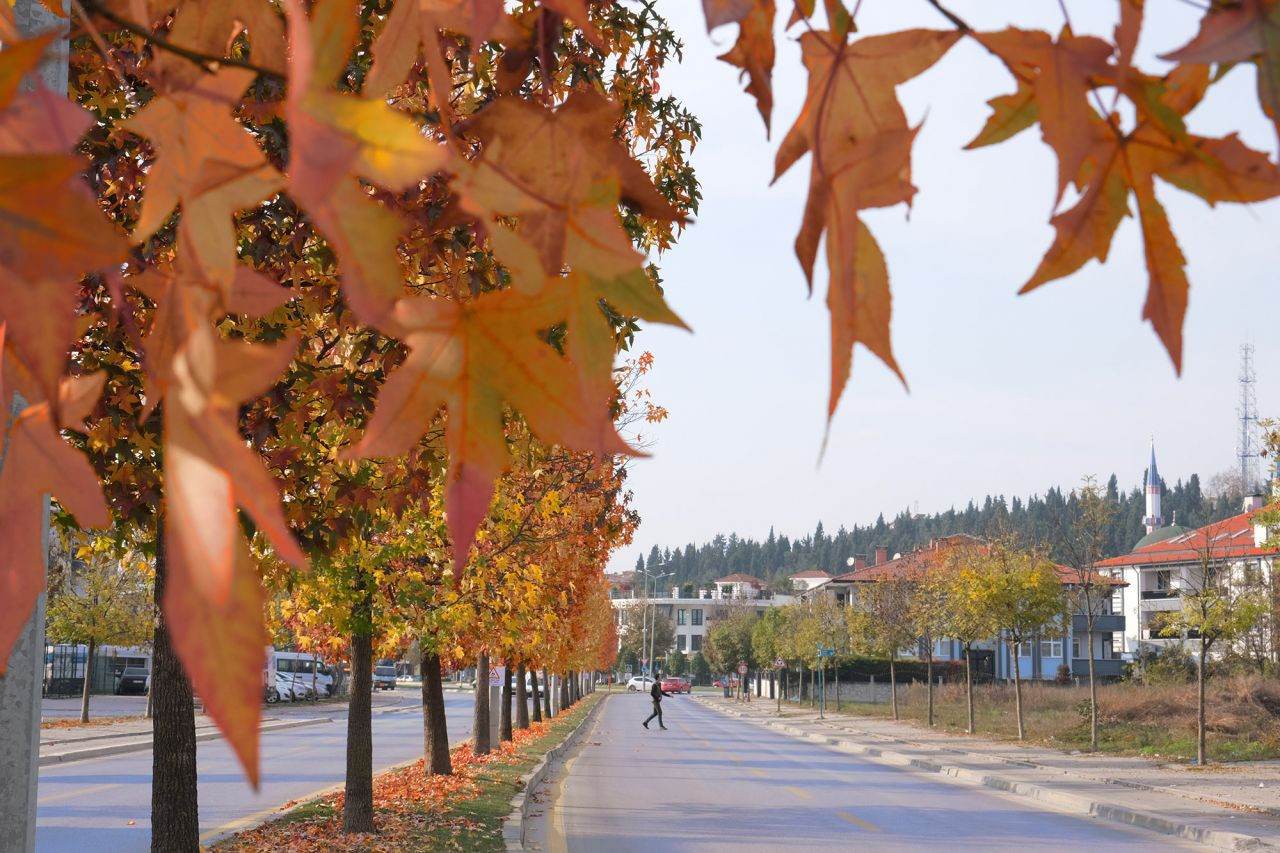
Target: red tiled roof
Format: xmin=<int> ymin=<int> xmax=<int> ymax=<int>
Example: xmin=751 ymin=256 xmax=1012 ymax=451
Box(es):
xmin=715 ymin=573 xmax=765 ymax=585
xmin=1095 ymin=511 xmax=1274 ymax=569
xmin=790 ymin=569 xmax=833 ymax=579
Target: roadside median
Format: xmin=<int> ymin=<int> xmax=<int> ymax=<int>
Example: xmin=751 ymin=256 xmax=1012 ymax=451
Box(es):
xmin=211 ymin=691 xmax=607 ymax=852
xmin=696 ymin=694 xmax=1280 ymax=851
xmin=39 ymin=716 xmax=332 ymax=766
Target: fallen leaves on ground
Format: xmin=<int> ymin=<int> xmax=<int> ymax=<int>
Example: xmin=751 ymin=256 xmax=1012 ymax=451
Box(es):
xmin=216 ymin=719 xmax=557 ymax=852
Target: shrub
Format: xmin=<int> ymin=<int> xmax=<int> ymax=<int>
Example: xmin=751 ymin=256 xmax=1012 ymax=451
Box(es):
xmin=1126 ymin=645 xmax=1195 ymax=686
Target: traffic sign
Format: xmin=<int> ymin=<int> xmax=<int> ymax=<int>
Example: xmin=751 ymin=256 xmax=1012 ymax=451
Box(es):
xmin=817 ymin=648 xmax=835 ymax=657
xmin=489 ymin=665 xmax=505 ymax=686
xmin=774 ymin=657 xmax=785 ymax=669
xmin=737 ymin=663 xmax=748 ymax=675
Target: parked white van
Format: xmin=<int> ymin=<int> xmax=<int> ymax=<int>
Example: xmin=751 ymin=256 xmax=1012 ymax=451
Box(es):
xmin=265 ymin=649 xmax=336 ymax=699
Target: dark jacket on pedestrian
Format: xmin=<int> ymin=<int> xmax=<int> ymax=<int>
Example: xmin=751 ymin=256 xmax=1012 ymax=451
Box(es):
xmin=650 ymin=681 xmax=671 ymax=702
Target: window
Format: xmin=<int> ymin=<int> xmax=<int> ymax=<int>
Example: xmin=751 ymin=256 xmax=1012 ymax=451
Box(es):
xmin=691 ymin=609 xmax=703 ymax=626
xmin=1103 ymin=634 xmax=1116 ymax=659
xmin=1155 ymin=569 xmax=1171 ymax=591
xmin=1019 ymin=641 xmax=1032 ymax=658
xmin=1111 ymin=586 xmax=1123 ymax=612
xmin=690 ymin=635 xmax=702 ymax=652
xmin=1071 ymin=638 xmax=1080 ymax=659
xmin=1039 ymin=639 xmax=1063 ymax=659
xmin=677 ymin=634 xmax=687 ymax=652
xmin=677 ymin=609 xmax=687 ymax=626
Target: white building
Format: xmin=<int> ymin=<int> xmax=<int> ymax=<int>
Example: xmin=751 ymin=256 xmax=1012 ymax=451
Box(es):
xmin=606 ymin=571 xmax=793 ymax=661
xmin=1096 ymin=482 xmax=1276 ymax=660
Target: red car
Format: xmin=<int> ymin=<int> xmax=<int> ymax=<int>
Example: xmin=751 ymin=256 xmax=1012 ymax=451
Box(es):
xmin=661 ymin=676 xmax=690 ymax=694
xmin=712 ymin=677 xmax=739 ymax=688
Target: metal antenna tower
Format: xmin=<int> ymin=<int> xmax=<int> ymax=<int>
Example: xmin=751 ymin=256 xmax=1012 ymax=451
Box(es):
xmin=1237 ymin=343 xmax=1260 ymax=492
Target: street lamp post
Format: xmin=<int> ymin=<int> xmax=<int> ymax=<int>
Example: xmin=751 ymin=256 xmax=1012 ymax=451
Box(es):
xmin=637 ymin=567 xmax=672 ymax=681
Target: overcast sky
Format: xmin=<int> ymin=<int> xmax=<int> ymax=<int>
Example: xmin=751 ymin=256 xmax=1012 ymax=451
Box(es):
xmin=609 ymin=0 xmax=1280 ymax=572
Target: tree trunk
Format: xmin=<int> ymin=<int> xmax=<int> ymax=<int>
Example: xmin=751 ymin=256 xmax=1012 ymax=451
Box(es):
xmin=1012 ymin=643 xmax=1025 ymax=741
xmin=834 ymin=667 xmax=840 ymax=713
xmin=889 ymin=655 xmax=898 ymax=721
xmin=926 ymin=651 xmax=934 ymax=727
xmin=421 ymin=650 xmax=451 ymax=775
xmin=151 ymin=514 xmax=200 ymax=853
xmin=516 ymin=662 xmax=530 ymax=730
xmin=1086 ymin=624 xmax=1098 ymax=751
xmin=343 ymin=615 xmax=374 ymax=833
xmin=965 ymin=644 xmax=974 ymax=734
xmin=80 ymin=638 xmax=95 ymax=724
xmin=499 ymin=661 xmax=513 ymax=742
xmin=541 ymin=667 xmax=552 ymax=719
xmin=809 ymin=665 xmax=815 ymax=708
xmin=530 ymin=667 xmax=543 ymax=723
xmin=473 ymin=652 xmax=490 ymax=755
xmin=1198 ymin=638 xmax=1208 ymax=765
xmin=560 ymin=671 xmax=570 ymax=709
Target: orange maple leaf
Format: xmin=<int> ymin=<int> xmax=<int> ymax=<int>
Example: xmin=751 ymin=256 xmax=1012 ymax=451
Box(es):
xmin=283 ymin=0 xmax=449 ymax=327
xmin=164 ymin=334 xmax=306 ymax=786
xmin=774 ymin=28 xmax=958 ymax=417
xmin=701 ymin=0 xmax=776 ymax=133
xmin=347 ymin=288 xmax=632 ymax=574
xmin=1162 ymin=0 xmax=1280 ymax=142
xmin=125 ymin=67 xmax=283 ymax=294
xmin=0 ymin=369 xmax=110 ymax=674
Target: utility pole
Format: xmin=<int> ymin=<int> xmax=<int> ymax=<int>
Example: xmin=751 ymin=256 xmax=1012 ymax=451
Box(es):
xmin=0 ymin=5 xmax=70 ymax=851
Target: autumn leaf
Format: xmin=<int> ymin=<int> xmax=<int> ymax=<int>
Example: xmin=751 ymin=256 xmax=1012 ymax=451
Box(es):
xmin=1116 ymin=0 xmax=1145 ymax=72
xmin=1162 ymin=0 xmax=1280 ymax=140
xmin=966 ymin=82 xmax=1038 ymax=149
xmin=154 ymin=0 xmax=287 ymax=87
xmin=164 ymin=531 xmax=268 ymax=788
xmin=979 ymin=27 xmax=1114 ymax=201
xmin=774 ymin=28 xmax=957 ymax=416
xmin=456 ymin=90 xmax=682 ymax=282
xmin=542 ymin=0 xmax=605 ymax=50
xmin=365 ymin=0 xmax=512 ymax=122
xmin=164 ymin=334 xmax=306 ymax=785
xmin=0 ymin=33 xmax=55 ymax=108
xmin=0 ymin=371 xmax=110 ymax=675
xmin=347 ymin=288 xmax=631 ymax=573
xmin=283 ymin=0 xmax=449 ymax=326
xmin=701 ymin=0 xmax=776 ymax=133
xmin=125 ymin=66 xmax=283 ymax=293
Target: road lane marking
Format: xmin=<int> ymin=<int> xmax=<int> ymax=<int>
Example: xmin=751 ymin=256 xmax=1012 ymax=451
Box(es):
xmin=783 ymin=785 xmax=812 ymax=800
xmin=836 ymin=810 xmax=881 ymax=832
xmin=38 ymin=782 xmax=121 ymax=804
xmin=749 ymin=768 xmax=768 ymax=778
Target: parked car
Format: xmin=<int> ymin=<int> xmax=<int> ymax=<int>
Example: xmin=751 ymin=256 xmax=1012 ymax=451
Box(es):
xmin=114 ymin=666 xmax=149 ymax=695
xmin=660 ymin=676 xmax=690 ymax=694
xmin=626 ymin=675 xmax=655 ymax=692
xmin=711 ymin=677 xmax=739 ymax=688
xmin=373 ymin=665 xmax=398 ymax=690
xmin=273 ymin=671 xmax=299 ymax=701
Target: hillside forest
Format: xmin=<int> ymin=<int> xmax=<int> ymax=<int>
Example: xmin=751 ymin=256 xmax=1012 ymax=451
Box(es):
xmin=635 ymin=472 xmax=1255 ymax=588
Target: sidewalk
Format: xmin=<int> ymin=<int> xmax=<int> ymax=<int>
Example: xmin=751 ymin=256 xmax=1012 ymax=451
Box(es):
xmin=39 ymin=714 xmax=332 ymax=766
xmin=697 ymin=695 xmax=1280 ymax=851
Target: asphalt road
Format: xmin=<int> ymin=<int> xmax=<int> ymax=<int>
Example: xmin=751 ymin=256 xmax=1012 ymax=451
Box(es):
xmin=35 ymin=687 xmax=476 ymax=852
xmin=540 ymin=693 xmax=1201 ymax=852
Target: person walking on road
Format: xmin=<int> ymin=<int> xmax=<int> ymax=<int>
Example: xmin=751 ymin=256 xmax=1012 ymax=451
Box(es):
xmin=643 ymin=678 xmax=671 ymax=730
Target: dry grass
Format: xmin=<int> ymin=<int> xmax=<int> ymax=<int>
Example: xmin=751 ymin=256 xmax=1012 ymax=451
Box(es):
xmin=803 ymin=675 xmax=1280 ymax=762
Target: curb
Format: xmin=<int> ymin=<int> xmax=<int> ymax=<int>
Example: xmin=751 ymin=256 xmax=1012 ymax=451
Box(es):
xmin=38 ymin=716 xmax=333 ymax=766
xmin=695 ymin=697 xmax=1278 ymax=852
xmin=502 ymin=693 xmax=609 ymax=852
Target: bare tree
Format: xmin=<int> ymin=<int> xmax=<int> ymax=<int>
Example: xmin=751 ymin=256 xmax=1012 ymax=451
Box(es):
xmin=1053 ymin=476 xmax=1118 ymax=752
xmin=1162 ymin=522 xmax=1267 ymax=765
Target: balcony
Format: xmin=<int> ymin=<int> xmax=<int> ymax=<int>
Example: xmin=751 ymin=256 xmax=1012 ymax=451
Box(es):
xmin=1071 ymin=613 xmax=1124 ymax=633
xmin=1139 ymin=595 xmax=1183 ymax=612
xmin=1139 ymin=589 xmax=1178 ymax=599
xmin=1070 ymin=658 xmax=1125 ymax=678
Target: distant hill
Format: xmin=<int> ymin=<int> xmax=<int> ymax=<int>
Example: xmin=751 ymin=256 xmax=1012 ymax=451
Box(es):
xmin=634 ymin=473 xmax=1245 ymax=588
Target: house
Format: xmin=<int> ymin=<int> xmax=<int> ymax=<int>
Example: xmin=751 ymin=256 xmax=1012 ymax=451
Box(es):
xmin=1094 ymin=496 xmax=1276 ymax=661
xmin=789 ymin=569 xmax=833 ymax=592
xmin=605 ymin=571 xmax=791 ymax=664
xmin=808 ymin=533 xmax=1128 ymax=681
